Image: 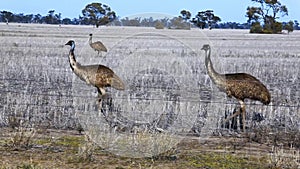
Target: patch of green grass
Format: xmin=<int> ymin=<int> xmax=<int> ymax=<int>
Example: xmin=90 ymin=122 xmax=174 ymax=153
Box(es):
xmin=34 ymin=137 xmax=52 ymax=145
xmin=54 ymin=136 xmax=83 ymax=148
xmin=16 ymin=163 xmax=42 ymax=169
xmin=181 ymin=152 xmax=268 ymax=169
xmin=0 ymin=137 xmax=10 ymax=146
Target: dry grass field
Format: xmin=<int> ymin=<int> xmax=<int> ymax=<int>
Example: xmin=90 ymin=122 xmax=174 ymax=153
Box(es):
xmin=0 ymin=23 xmax=299 ymax=168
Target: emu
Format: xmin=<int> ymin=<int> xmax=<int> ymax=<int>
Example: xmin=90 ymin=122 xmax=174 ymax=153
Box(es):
xmin=89 ymin=33 xmax=107 ymax=56
xmin=201 ymin=44 xmax=270 ymax=132
xmin=65 ymin=40 xmax=124 ymax=102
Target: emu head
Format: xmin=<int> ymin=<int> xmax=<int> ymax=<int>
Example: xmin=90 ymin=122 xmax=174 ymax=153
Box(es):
xmin=201 ymin=44 xmax=210 ymax=52
xmin=65 ymin=40 xmax=75 ymax=51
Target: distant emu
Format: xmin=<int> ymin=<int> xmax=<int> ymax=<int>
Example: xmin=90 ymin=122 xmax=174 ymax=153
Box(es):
xmin=201 ymin=44 xmax=271 ymax=132
xmin=65 ymin=40 xmax=124 ymax=103
xmin=89 ymin=33 xmax=107 ymax=56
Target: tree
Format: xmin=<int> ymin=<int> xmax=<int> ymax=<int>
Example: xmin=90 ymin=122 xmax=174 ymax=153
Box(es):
xmin=55 ymin=13 xmax=62 ymax=24
xmin=246 ymin=0 xmax=288 ymax=33
xmin=0 ymin=11 xmax=14 ymax=23
xmin=191 ymin=10 xmax=221 ymax=29
xmin=140 ymin=17 xmax=155 ymax=27
xmin=62 ymin=18 xmax=72 ymax=25
xmin=44 ymin=10 xmax=61 ymax=24
xmin=205 ymin=10 xmax=221 ymax=29
xmin=81 ymin=2 xmax=116 ymax=28
xmin=283 ymin=20 xmax=294 ymax=34
xmin=33 ymin=14 xmax=42 ymax=23
xmin=45 ymin=10 xmax=55 ymax=24
xmin=191 ymin=11 xmax=206 ymax=29
xmin=180 ymin=10 xmax=191 ymax=29
xmin=154 ymin=20 xmax=164 ymax=29
xmin=169 ymin=17 xmax=190 ymax=30
xmin=294 ymin=20 xmax=299 ymax=30
xmin=250 ymin=22 xmax=263 ymax=33
xmin=180 ymin=10 xmax=191 ymax=21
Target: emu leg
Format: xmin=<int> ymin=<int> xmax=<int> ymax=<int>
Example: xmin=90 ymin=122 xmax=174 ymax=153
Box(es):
xmin=223 ymin=100 xmax=246 ymax=131
xmin=231 ymin=109 xmax=238 ymax=130
xmin=222 ymin=108 xmax=240 ymax=130
xmin=97 ymin=88 xmax=103 ymax=110
xmin=239 ymin=100 xmax=246 ymax=132
xmin=223 ymin=108 xmax=238 ymax=130
xmin=239 ymin=107 xmax=243 ymax=131
xmin=223 ymin=107 xmax=241 ymax=123
xmin=97 ymin=94 xmax=103 ymax=110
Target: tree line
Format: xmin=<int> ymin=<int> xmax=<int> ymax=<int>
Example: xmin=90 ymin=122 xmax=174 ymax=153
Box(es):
xmin=0 ymin=7 xmax=238 ymax=29
xmin=1 ymin=1 xmax=299 ymax=32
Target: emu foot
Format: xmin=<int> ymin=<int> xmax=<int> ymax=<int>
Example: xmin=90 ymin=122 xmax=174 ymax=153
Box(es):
xmin=222 ymin=108 xmax=245 ymax=131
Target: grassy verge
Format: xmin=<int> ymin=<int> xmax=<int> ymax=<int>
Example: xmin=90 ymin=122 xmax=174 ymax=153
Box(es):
xmin=0 ymin=127 xmax=299 ymax=168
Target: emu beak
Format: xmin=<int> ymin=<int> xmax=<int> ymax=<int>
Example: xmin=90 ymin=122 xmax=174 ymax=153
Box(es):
xmin=65 ymin=41 xmax=72 ymax=46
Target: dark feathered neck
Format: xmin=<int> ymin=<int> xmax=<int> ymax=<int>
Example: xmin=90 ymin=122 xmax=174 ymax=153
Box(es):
xmin=68 ymin=46 xmax=77 ymax=71
xmin=204 ymin=48 xmax=225 ymax=86
xmin=89 ymin=36 xmax=92 ymax=44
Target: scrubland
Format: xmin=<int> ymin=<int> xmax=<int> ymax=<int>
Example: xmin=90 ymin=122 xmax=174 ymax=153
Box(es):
xmin=0 ymin=23 xmax=299 ymax=168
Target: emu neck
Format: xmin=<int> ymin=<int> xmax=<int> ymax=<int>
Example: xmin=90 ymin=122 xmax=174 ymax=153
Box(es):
xmin=68 ymin=48 xmax=87 ymax=84
xmin=205 ymin=49 xmax=225 ymax=87
xmin=89 ymin=36 xmax=92 ymax=44
xmin=69 ymin=49 xmax=78 ymax=71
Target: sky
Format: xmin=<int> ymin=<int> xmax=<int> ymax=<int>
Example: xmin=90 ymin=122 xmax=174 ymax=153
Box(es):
xmin=1 ymin=0 xmax=299 ymax=23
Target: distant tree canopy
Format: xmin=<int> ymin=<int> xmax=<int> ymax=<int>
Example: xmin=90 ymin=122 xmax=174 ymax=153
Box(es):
xmin=180 ymin=10 xmax=191 ymax=21
xmin=190 ymin=10 xmax=221 ymax=29
xmin=283 ymin=20 xmax=294 ymax=34
xmin=0 ymin=11 xmax=13 ymax=22
xmin=45 ymin=10 xmax=61 ymax=24
xmin=0 ymin=10 xmax=62 ymax=24
xmin=81 ymin=2 xmax=116 ymax=28
xmin=246 ymin=0 xmax=291 ymax=33
xmin=1 ymin=1 xmax=299 ymax=31
xmin=170 ymin=16 xmax=190 ymax=30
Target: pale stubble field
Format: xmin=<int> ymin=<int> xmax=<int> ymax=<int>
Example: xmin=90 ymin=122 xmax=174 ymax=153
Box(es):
xmin=0 ymin=23 xmax=299 ymax=168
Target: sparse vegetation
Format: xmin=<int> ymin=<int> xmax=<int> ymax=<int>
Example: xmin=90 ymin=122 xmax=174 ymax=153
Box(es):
xmin=154 ymin=21 xmax=164 ymax=29
xmin=0 ymin=24 xmax=299 ymax=168
xmin=1 ymin=128 xmax=299 ymax=168
xmin=268 ymin=145 xmax=300 ymax=169
xmin=7 ymin=115 xmax=36 ymax=150
xmin=168 ymin=17 xmax=191 ymax=30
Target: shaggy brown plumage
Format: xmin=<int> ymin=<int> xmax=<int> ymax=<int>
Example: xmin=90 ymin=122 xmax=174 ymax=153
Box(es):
xmin=89 ymin=34 xmax=107 ymax=56
xmin=65 ymin=40 xmax=124 ymax=99
xmin=201 ymin=44 xmax=270 ymax=131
